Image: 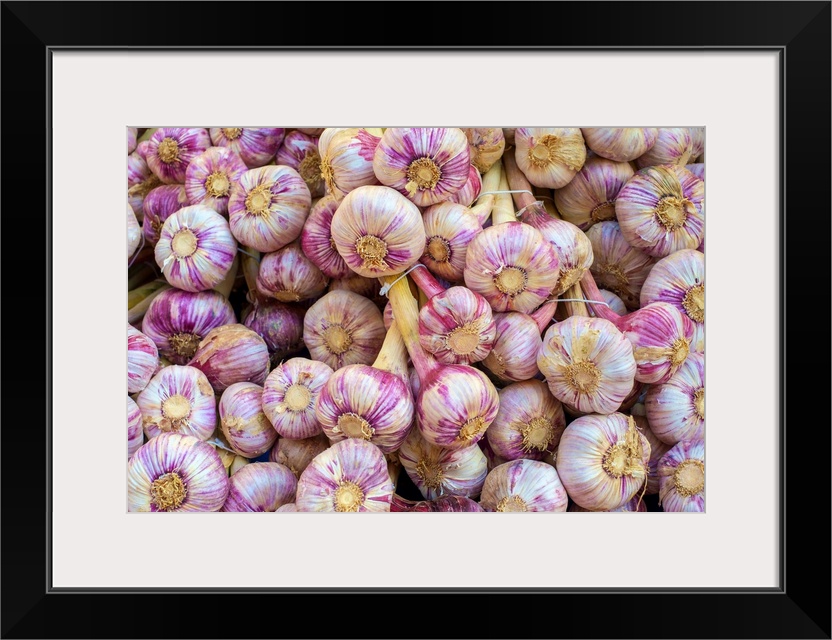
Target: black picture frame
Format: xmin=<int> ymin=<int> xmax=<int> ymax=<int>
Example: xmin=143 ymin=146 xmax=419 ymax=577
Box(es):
xmin=2 ymin=1 xmax=829 ymax=638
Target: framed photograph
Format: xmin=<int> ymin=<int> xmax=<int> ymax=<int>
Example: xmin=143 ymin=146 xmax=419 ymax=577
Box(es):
xmin=2 ymin=1 xmax=829 ymax=637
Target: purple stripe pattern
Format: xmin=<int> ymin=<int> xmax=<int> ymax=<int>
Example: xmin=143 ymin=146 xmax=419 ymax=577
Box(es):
xmin=127 ymin=396 xmax=144 ymax=458
xmin=617 ymin=302 xmax=694 ymax=384
xmin=146 ymin=128 xmax=211 ymax=184
xmin=220 ymin=382 xmax=277 ymax=458
xmin=242 ymin=300 xmax=305 ymax=364
xmin=447 ymin=165 xmax=482 ymax=207
xmin=221 ymin=462 xmax=297 ymax=512
xmin=127 ymin=128 xmax=138 ymax=155
xmin=188 ymin=324 xmax=271 ymax=392
xmin=658 ymin=439 xmax=705 ymax=512
xmin=127 ymin=147 xmax=160 ymax=219
xmin=418 ymin=287 xmax=495 ymax=365
xmin=554 ymin=157 xmax=635 ymax=231
xmin=635 ymin=128 xmax=694 ymax=168
xmin=632 ymin=414 xmax=671 ymax=495
xmin=409 ymin=496 xmax=485 ymax=512
xmin=185 ymin=147 xmax=247 ymax=215
xmin=263 ymin=358 xmax=333 ymax=439
xmin=480 ymin=459 xmax=568 ymax=512
xmin=421 ymin=201 xmax=482 ymax=283
xmin=482 ymin=312 xmax=543 ymax=383
xmin=127 ymin=324 xmax=159 ymax=393
xmin=142 ymin=185 xmax=190 ymax=246
xmin=300 ymin=195 xmax=352 ymax=279
xmin=269 ymin=433 xmax=330 ymax=478
xmin=586 ymin=221 xmax=656 ymax=310
xmin=256 ymin=242 xmax=329 ymax=302
xmin=580 ymin=128 xmax=658 ymax=163
xmin=276 ymin=131 xmax=325 ymax=197
xmin=209 ymin=128 xmax=285 ymax=168
xmin=318 ymin=128 xmax=382 ymax=202
xmin=645 ymin=352 xmax=704 ymax=445
xmin=137 ymin=365 xmax=217 ymax=441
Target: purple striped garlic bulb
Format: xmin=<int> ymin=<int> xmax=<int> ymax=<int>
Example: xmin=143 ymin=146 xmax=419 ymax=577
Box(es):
xmin=127 ymin=143 xmax=160 ymax=220
xmin=128 ymin=325 xmax=159 ymax=393
xmin=228 ymin=165 xmax=311 ymax=253
xmin=327 ymin=273 xmax=384 ymax=307
xmin=633 ymin=414 xmax=670 ymax=495
xmin=269 ymin=433 xmax=330 ymax=478
xmin=373 ymin=127 xmax=471 ymax=207
xmin=481 ymin=302 xmax=557 ymax=383
xmin=296 ymin=438 xmax=394 ymax=512
xmin=617 ymin=302 xmax=694 ymax=384
xmin=658 ymin=439 xmax=705 ymax=512
xmin=556 ymin=413 xmax=650 ymax=511
xmin=640 ymin=249 xmax=704 ymax=353
xmin=480 ymin=459 xmax=568 ymax=512
xmin=645 ymin=351 xmax=704 ymax=445
xmin=209 ymin=127 xmax=285 ymax=168
xmin=300 ymin=195 xmax=352 ymax=279
xmin=127 ymin=203 xmax=141 ymax=257
xmin=263 ymin=358 xmax=334 ymax=439
xmin=242 ymin=300 xmax=305 ymax=364
xmin=553 ymin=157 xmax=635 ymax=230
xmin=410 ymin=496 xmax=485 ymax=512
xmin=421 ymin=201 xmax=482 ymax=283
xmin=398 ymin=427 xmax=488 ymax=500
xmin=690 ymin=128 xmax=705 ymax=162
xmin=303 ymin=290 xmax=385 ymax=370
xmin=568 ymin=494 xmax=647 ymax=512
xmin=463 ymin=127 xmax=505 ymax=173
xmin=635 ymin=128 xmax=694 ymax=168
xmin=485 ymin=380 xmax=565 ymax=462
xmin=220 ymin=382 xmax=276 ymax=458
xmin=145 ymin=128 xmax=211 ymax=184
xmin=616 ymin=165 xmax=704 ymax=258
xmin=141 ymin=289 xmax=236 ymax=364
xmin=586 ymin=221 xmax=656 ymax=310
xmin=128 ymin=433 xmax=229 ymax=512
xmin=330 ymin=185 xmax=425 ymax=279
xmin=185 ymin=147 xmax=247 ymax=215
xmin=580 ymin=128 xmax=659 ymax=163
xmin=142 ymin=185 xmax=189 ymax=246
xmin=221 ymin=462 xmax=297 ymax=512
xmin=137 ymin=365 xmax=217 ymax=441
xmin=188 ymin=324 xmax=270 ymax=392
xmin=256 ymin=242 xmax=329 ymax=302
xmin=128 ymin=396 xmax=143 ymax=458
xmin=514 ymin=128 xmax=587 ymax=189
xmin=447 ymin=165 xmax=482 ymax=207
xmin=154 ymin=205 xmax=237 ymax=292
xmin=686 ymin=163 xmax=705 ymax=181
xmin=276 ymin=131 xmax=325 ymax=197
xmin=537 ymin=316 xmax=637 ymax=415
xmin=318 ymin=128 xmax=382 ymax=201
xmin=127 ymin=127 xmax=138 ymax=155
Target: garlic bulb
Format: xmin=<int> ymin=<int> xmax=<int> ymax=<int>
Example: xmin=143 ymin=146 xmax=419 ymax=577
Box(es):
xmin=597 ymin=289 xmax=627 ymax=316
xmin=128 ymin=324 xmax=159 ymax=393
xmin=128 ymin=396 xmax=143 ymax=458
xmin=481 ymin=302 xmax=556 ymax=383
xmin=553 ymin=157 xmax=635 ymax=230
xmin=228 ymin=165 xmax=312 ymax=253
xmin=296 ymin=438 xmax=394 ymax=512
xmin=221 ymin=462 xmax=297 ymax=512
xmin=127 ymin=144 xmax=160 ymax=219
xmin=373 ymin=127 xmax=470 ymax=207
xmin=514 ymin=128 xmax=586 ymax=189
xmin=686 ymin=163 xmax=705 ymax=181
xmin=297 ymin=127 xmax=324 ymax=136
xmin=485 ymin=380 xmax=565 ymax=461
xmin=480 ymin=459 xmax=568 ymax=512
xmin=263 ymin=358 xmax=333 ymax=439
xmin=269 ymin=433 xmax=330 ymax=478
xmin=447 ymin=165 xmax=482 ymax=207
xmin=417 ymin=285 xmax=496 ymax=365
xmin=463 ymin=128 xmax=505 ymax=173
xmin=256 ymin=242 xmax=329 ymax=302
xmin=568 ymin=494 xmax=647 ymax=512
xmin=556 ymin=413 xmax=649 ymax=511
xmin=142 ymin=185 xmax=189 ymax=246
xmin=633 ymin=414 xmax=670 ymax=495
xmin=209 ymin=127 xmax=285 ymax=168
xmin=188 ymin=324 xmax=270 ymax=392
xmin=146 ymin=128 xmax=211 ymax=184
xmin=586 ymin=221 xmax=655 ymax=310
xmin=154 ymin=205 xmax=237 ymax=292
xmin=219 ymin=382 xmax=277 ymax=458
xmin=580 ymin=128 xmax=658 ymax=163
xmin=645 ymin=352 xmax=704 ymax=445
xmin=137 ymin=365 xmax=216 ymax=441
xmin=318 ymin=128 xmax=382 ymax=201
xmin=327 ymin=273 xmax=385 ymax=307
xmin=410 ymin=496 xmax=485 ymax=512
xmin=617 ymin=302 xmax=694 ymax=384
xmin=127 ymin=203 xmax=141 ymax=257
xmin=303 ymin=290 xmax=386 ymax=370
xmin=242 ymin=300 xmax=305 ymax=364
xmin=185 ymin=147 xmax=247 ymax=216
xmin=689 ymin=128 xmax=705 ymax=162
xmin=300 ymin=195 xmax=352 ymax=279
xmin=141 ymin=289 xmax=237 ymax=364
xmin=479 ymin=436 xmax=509 ymax=472
xmin=421 ymin=201 xmax=482 ymax=283
xmin=635 ymin=128 xmax=694 ymax=168
xmin=658 ymin=439 xmax=705 ymax=512
xmin=538 ymin=316 xmax=637 ymax=415
xmin=128 ymin=433 xmax=229 ymax=512
xmin=330 ymin=185 xmax=425 ymax=279
xmin=398 ymin=427 xmax=488 ymax=500
xmin=128 ymin=127 xmax=138 ymax=155
xmin=616 ymin=165 xmax=704 ymax=258
xmin=276 ymin=503 xmax=297 ymax=512
xmin=276 ymin=131 xmax=325 ymax=197
xmin=640 ymin=249 xmax=704 ymax=353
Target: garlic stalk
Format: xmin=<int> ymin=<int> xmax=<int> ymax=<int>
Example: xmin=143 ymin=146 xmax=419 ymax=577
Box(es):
xmin=221 ymin=462 xmax=297 ymax=512
xmin=658 ymin=438 xmax=705 ymax=512
xmin=463 ymin=127 xmax=506 ymax=173
xmin=209 ymin=127 xmax=285 ymax=168
xmin=276 ymin=131 xmax=325 ymax=197
xmin=635 ymin=128 xmax=694 ymax=168
xmin=220 ymin=382 xmax=277 ymax=458
xmin=300 ymin=195 xmax=352 ymax=279
xmin=553 ymin=157 xmax=635 ymax=230
xmin=263 ymin=358 xmax=334 ymax=439
xmin=318 ymin=128 xmax=382 ymax=201
xmin=480 ymin=459 xmax=568 ymax=512
xmin=137 ymin=365 xmax=217 ymax=441
xmin=256 ymin=242 xmax=329 ymax=302
xmin=146 ymin=128 xmax=211 ymax=184
xmin=514 ymin=128 xmax=587 ymax=189
xmin=269 ymin=433 xmax=330 ymax=478
xmin=645 ymin=352 xmax=704 ymax=445
xmin=128 ymin=396 xmax=144 ymax=458
xmin=586 ymin=221 xmax=656 ymax=310
xmin=580 ymin=128 xmax=658 ymax=162
xmin=188 ymin=324 xmax=271 ymax=392
xmin=128 ymin=324 xmax=159 ymax=394
xmin=185 ymin=147 xmax=247 ymax=216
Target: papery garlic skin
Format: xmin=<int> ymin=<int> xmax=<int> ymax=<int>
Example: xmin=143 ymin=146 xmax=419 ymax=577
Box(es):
xmin=486 ymin=380 xmax=565 ymax=461
xmin=220 ymin=382 xmax=277 ymax=458
xmin=580 ymin=128 xmax=659 ymax=163
xmin=263 ymin=358 xmax=333 ymax=439
xmin=538 ymin=317 xmax=637 ymax=415
xmin=398 ymin=427 xmax=488 ymax=500
xmin=276 ymin=131 xmax=325 ymax=197
xmin=632 ymin=414 xmax=670 ymax=495
xmin=618 ymin=302 xmax=694 ymax=384
xmin=128 ymin=433 xmax=229 ymax=512
xmin=410 ymin=496 xmax=485 ymax=512
xmin=228 ymin=165 xmax=312 ymax=253
xmin=296 ymin=438 xmax=394 ymax=512
xmin=276 ymin=503 xmax=297 ymax=512
xmin=482 ymin=312 xmax=544 ymax=383
xmin=616 ymin=165 xmax=704 ymax=258
xmin=556 ymin=413 xmax=649 ymax=511
xmin=327 ymin=273 xmax=384 ymax=307
xmin=269 ymin=433 xmax=330 ymax=478
xmin=421 ymin=202 xmax=482 ymax=283
xmin=300 ymin=195 xmax=352 ymax=279
xmin=635 ymin=128 xmax=694 ymax=168
xmin=372 ymin=127 xmax=470 ymax=207
xmin=586 ymin=221 xmax=656 ymax=310
xmin=137 ymin=365 xmax=217 ymax=441
xmin=128 ymin=127 xmax=138 ymax=155
xmin=318 ymin=128 xmax=382 ymax=201
xmin=127 ymin=203 xmax=141 ymax=257
xmin=598 ymin=290 xmax=627 ymax=316
xmin=447 ymin=165 xmax=482 ymax=207
xmin=222 ymin=462 xmax=297 ymax=512
xmin=303 ymin=290 xmax=386 ymax=370
xmin=127 ymin=145 xmax=160 ymax=220
xmin=686 ymin=163 xmax=705 ymax=182
xmin=142 ymin=289 xmax=237 ymax=365
xmin=658 ymin=439 xmax=705 ymax=512
xmin=418 ymin=287 xmax=495 ymax=365
xmin=645 ymin=352 xmax=704 ymax=445
xmin=515 ymin=128 xmax=586 ymax=189
xmin=463 ymin=128 xmax=505 ymax=173
xmin=188 ymin=324 xmax=270 ymax=392
xmin=155 ymin=205 xmax=237 ymax=292
xmin=146 ymin=128 xmax=211 ymax=184
xmin=553 ymin=157 xmax=635 ymax=230
xmin=330 ymin=185 xmax=425 ymax=279
xmin=128 ymin=325 xmax=159 ymax=393
xmin=242 ymin=300 xmax=305 ymax=364
xmin=640 ymin=249 xmax=704 ymax=353
xmin=256 ymin=242 xmax=329 ymax=302
xmin=209 ymin=127 xmax=286 ymax=168
xmin=185 ymin=146 xmax=247 ymax=216
xmin=128 ymin=396 xmax=144 ymax=458
xmin=142 ymin=185 xmax=189 ymax=246
xmin=689 ymin=128 xmax=705 ymax=162
xmin=480 ymin=459 xmax=568 ymax=512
